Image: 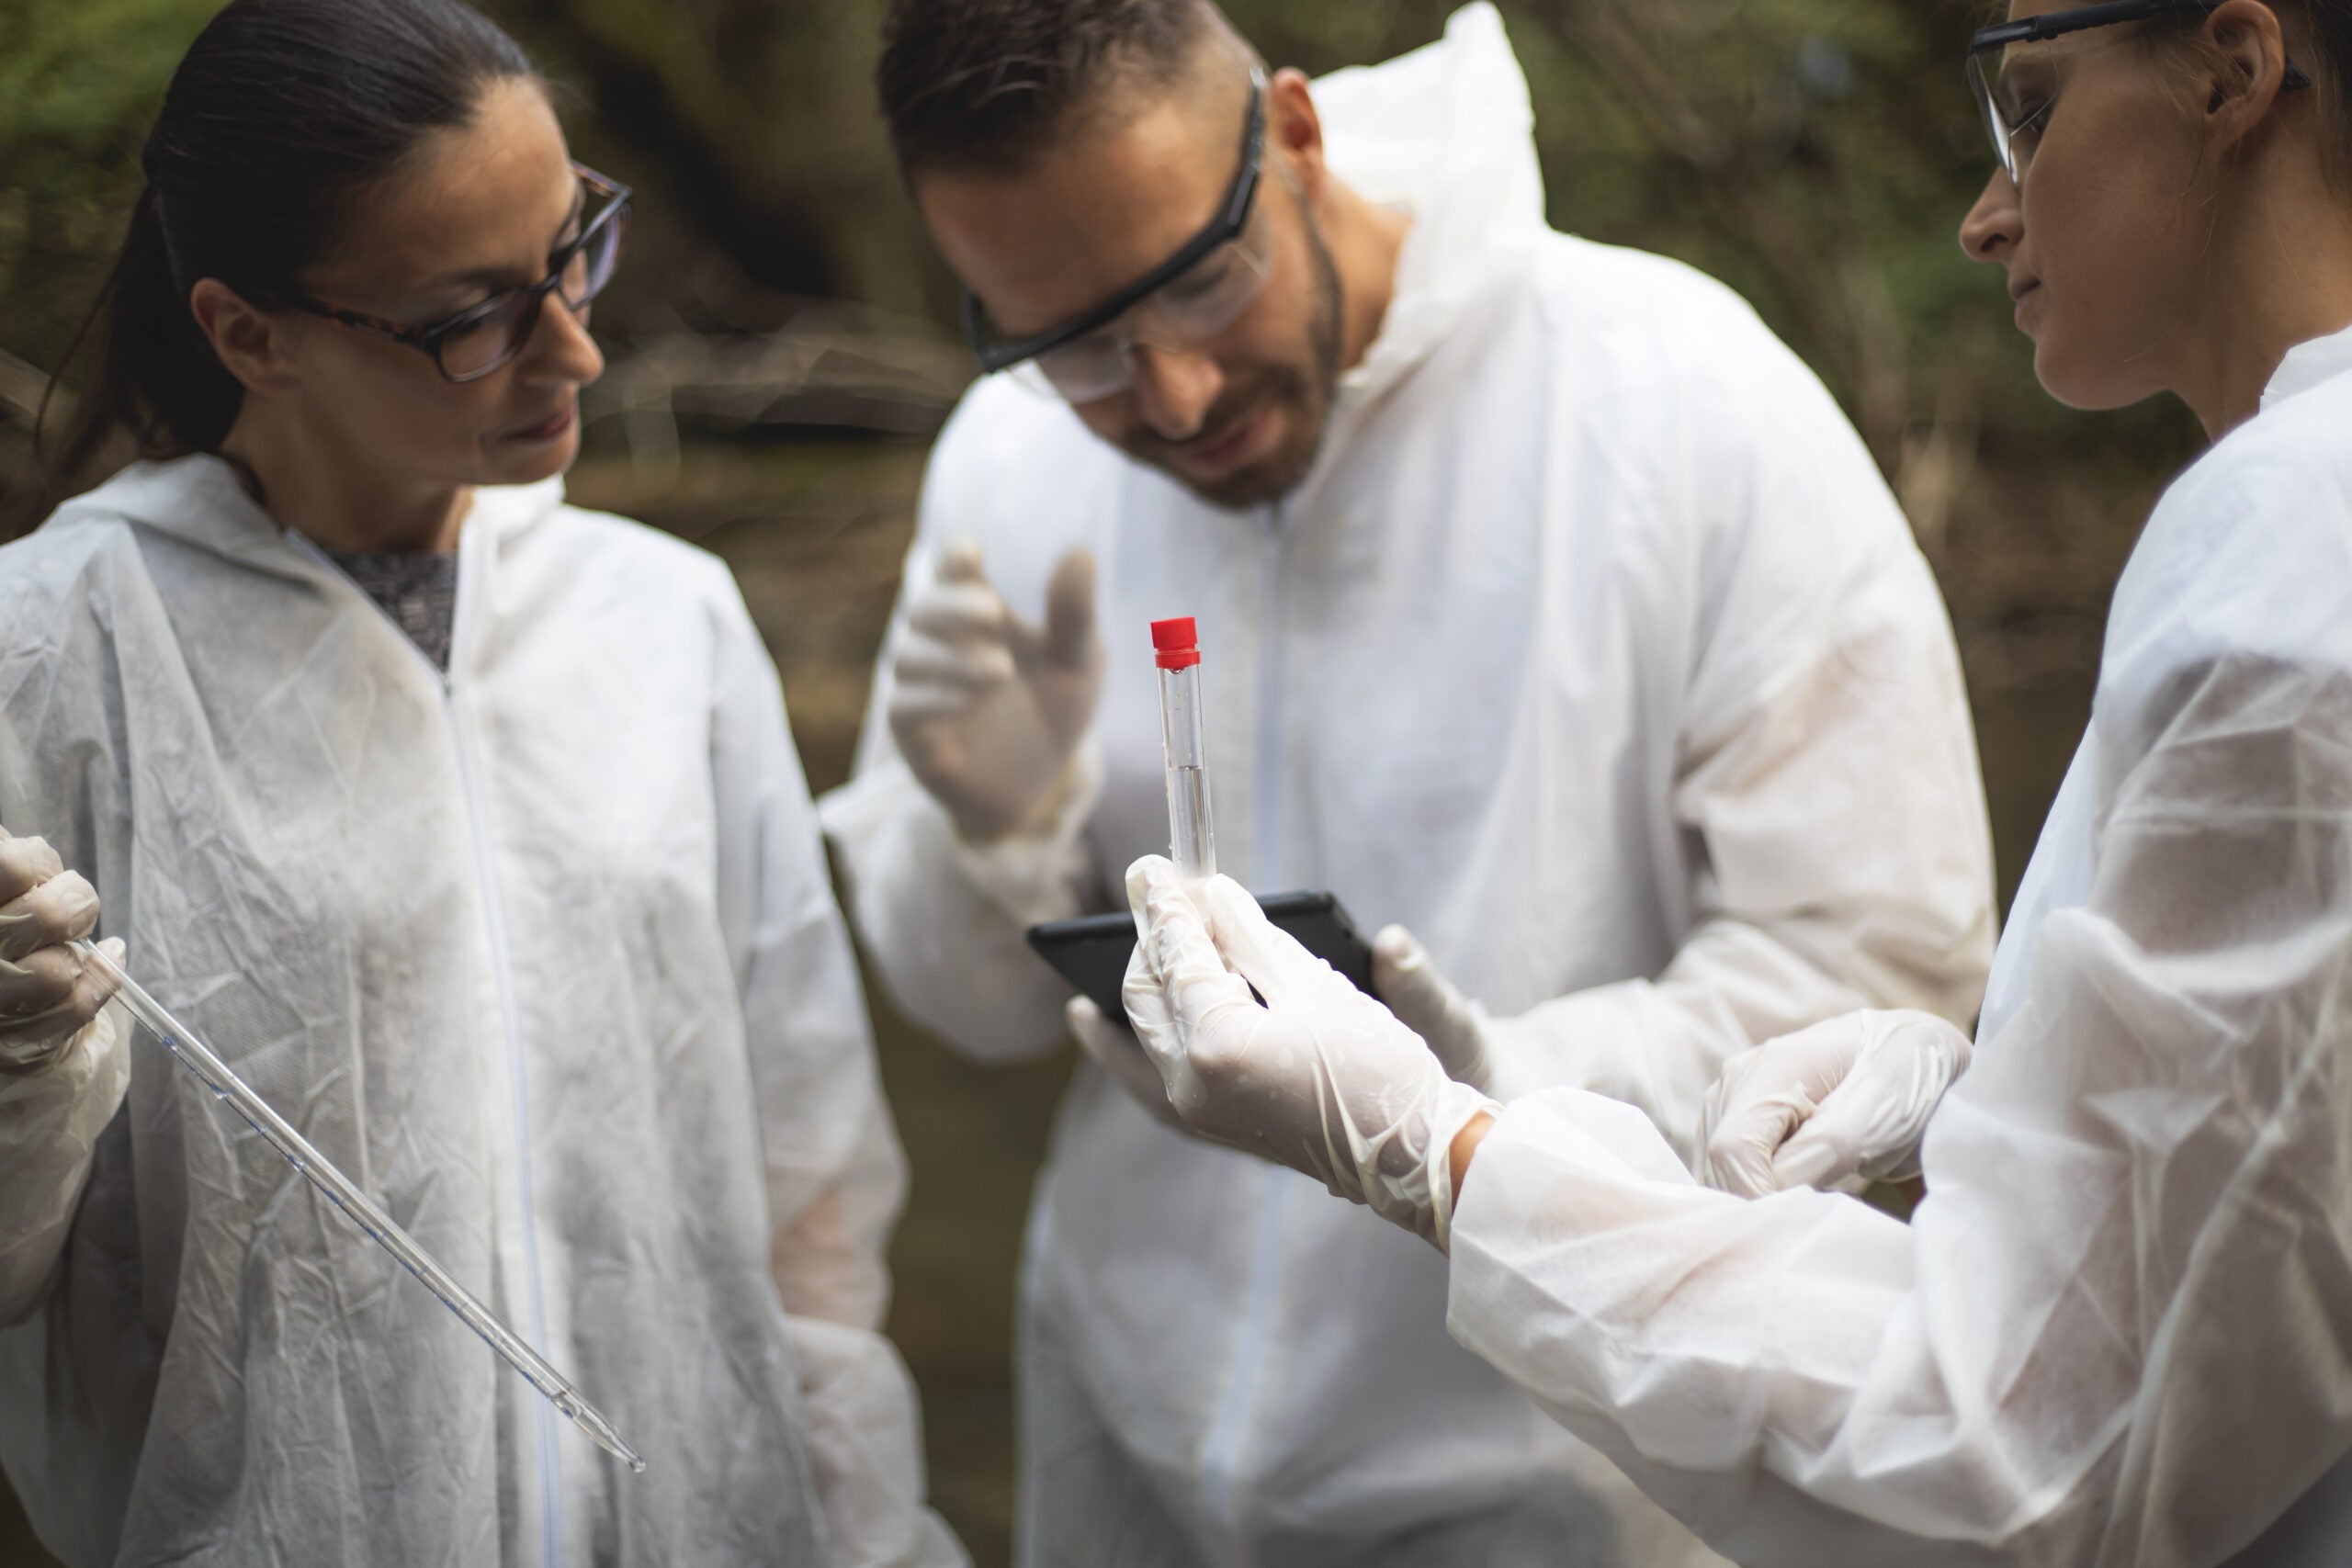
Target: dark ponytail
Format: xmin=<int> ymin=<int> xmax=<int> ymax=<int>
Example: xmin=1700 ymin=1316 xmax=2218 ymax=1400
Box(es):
xmin=38 ymin=0 xmax=539 ymax=502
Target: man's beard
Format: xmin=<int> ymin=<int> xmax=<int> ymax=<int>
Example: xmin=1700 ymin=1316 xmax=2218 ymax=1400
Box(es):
xmin=1121 ymin=212 xmax=1346 ymax=512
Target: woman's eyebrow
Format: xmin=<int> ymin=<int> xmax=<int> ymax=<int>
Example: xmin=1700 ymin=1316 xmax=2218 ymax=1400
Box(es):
xmin=417 ymin=184 xmax=590 ymax=292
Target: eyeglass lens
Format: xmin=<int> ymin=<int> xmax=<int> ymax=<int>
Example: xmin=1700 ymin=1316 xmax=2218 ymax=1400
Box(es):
xmin=439 ymin=205 xmax=627 ymax=381
xmin=1027 ymin=207 xmax=1275 ymax=403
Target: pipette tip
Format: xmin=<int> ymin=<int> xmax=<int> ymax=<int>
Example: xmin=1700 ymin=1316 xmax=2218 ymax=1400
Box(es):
xmin=572 ymin=1409 xmax=648 ymax=1473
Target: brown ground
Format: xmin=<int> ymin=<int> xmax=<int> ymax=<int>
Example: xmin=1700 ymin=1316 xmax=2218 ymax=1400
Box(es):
xmin=0 ymin=434 xmax=2159 ymax=1567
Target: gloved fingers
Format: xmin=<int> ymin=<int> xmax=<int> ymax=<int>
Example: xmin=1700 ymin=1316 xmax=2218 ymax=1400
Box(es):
xmin=1369 ymin=924 xmax=1491 ymax=1088
xmin=1118 ymin=927 xmax=1184 ymax=1074
xmin=1188 ymin=873 xmax=1350 ymax=1008
xmin=1068 ymin=994 xmax=1184 ymax=1130
xmin=1770 ymin=1015 xmax=1972 ymax=1190
xmin=1126 ymin=861 xmax=1249 ymax=999
xmin=1702 ymin=1066 xmax=1820 ymax=1199
xmin=0 ymin=831 xmax=67 ymax=908
xmin=932 ymin=537 xmax=989 ymax=587
xmin=0 ymin=868 xmax=101 ymax=962
xmin=887 ymin=680 xmax=992 ymax=728
xmin=0 ymin=936 xmax=124 ymax=1074
xmin=890 ymin=625 xmax=1018 ymax=694
xmin=903 ymin=581 xmax=1012 ymax=647
xmin=1039 ymin=547 xmax=1100 ymax=671
xmin=1125 ymin=859 xmax=1266 ymax=1066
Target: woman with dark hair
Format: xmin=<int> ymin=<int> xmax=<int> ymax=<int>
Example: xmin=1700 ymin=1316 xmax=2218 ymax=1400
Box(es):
xmin=1110 ymin=2 xmax=2352 ymax=1563
xmin=0 ymin=3 xmax=963 ymax=1563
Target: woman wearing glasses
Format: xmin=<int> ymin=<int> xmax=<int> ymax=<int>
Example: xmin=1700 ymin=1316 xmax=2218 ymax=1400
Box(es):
xmin=0 ymin=2 xmax=962 ymax=1564
xmin=1114 ymin=2 xmax=2352 ymax=1562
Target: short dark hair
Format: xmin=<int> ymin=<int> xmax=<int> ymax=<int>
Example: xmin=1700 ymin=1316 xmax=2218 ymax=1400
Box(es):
xmin=40 ymin=0 xmax=539 ymax=495
xmin=877 ymin=0 xmax=1232 ymax=176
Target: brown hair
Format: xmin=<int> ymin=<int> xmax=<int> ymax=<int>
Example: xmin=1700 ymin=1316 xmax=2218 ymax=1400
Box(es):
xmin=876 ymin=0 xmax=1241 ymax=177
xmin=36 ymin=0 xmax=539 ymax=505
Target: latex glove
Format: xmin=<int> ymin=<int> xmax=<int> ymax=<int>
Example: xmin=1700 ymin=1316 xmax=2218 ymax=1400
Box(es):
xmin=1371 ymin=924 xmax=1512 ymax=1095
xmin=1700 ymin=1009 xmax=1973 ymax=1198
xmin=1066 ymin=995 xmax=1184 ymax=1130
xmin=887 ymin=540 xmax=1102 ymax=842
xmin=0 ymin=829 xmax=125 ymax=1077
xmin=1121 ymin=857 xmax=1498 ymax=1247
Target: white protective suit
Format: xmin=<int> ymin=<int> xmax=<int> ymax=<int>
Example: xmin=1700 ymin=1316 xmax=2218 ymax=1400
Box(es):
xmin=0 ymin=455 xmax=967 ymax=1568
xmin=1444 ymin=322 xmax=2352 ymax=1566
xmin=821 ymin=8 xmax=1996 ymax=1563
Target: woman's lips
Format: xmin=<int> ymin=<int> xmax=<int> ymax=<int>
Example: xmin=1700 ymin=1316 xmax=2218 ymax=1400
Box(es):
xmin=504 ymin=403 xmax=576 ymax=444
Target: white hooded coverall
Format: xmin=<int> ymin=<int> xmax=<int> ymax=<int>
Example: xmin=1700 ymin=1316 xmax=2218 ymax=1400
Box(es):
xmin=1445 ymin=325 xmax=2352 ymax=1567
xmin=0 ymin=456 xmax=967 ymax=1568
xmin=821 ymin=7 xmax=1996 ymax=1564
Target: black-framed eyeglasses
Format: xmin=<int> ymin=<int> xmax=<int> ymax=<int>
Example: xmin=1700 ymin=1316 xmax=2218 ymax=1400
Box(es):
xmin=1968 ymin=0 xmax=2311 ymax=183
xmin=961 ymin=71 xmax=1269 ymax=385
xmin=270 ymin=162 xmax=633 ymax=384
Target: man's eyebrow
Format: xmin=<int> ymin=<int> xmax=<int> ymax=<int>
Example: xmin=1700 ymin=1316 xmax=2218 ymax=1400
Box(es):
xmin=414 ymin=184 xmax=589 ymax=293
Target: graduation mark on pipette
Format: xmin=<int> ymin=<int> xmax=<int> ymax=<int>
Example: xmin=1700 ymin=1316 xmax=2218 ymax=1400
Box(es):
xmin=72 ymin=937 xmax=647 ymax=1474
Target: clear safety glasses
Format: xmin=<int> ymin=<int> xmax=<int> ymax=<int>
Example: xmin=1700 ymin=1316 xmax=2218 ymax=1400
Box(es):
xmin=962 ymin=73 xmax=1274 ymax=404
xmin=1967 ymin=0 xmax=2310 ymax=184
xmin=273 ymin=163 xmax=633 ymax=383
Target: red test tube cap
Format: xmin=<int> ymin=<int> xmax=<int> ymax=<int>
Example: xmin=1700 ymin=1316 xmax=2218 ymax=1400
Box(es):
xmin=1151 ymin=617 xmax=1202 ymax=671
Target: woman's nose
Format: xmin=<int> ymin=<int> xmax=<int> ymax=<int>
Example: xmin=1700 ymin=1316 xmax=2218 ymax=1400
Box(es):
xmin=1959 ymin=169 xmax=2021 ymax=263
xmin=523 ymin=294 xmax=606 ymax=386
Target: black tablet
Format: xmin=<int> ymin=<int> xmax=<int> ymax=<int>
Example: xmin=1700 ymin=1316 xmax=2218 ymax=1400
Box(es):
xmin=1027 ymin=890 xmax=1376 ymax=1025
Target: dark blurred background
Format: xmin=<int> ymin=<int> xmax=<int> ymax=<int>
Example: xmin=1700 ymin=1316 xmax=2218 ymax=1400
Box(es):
xmin=1 ymin=2 xmax=2199 ymax=1563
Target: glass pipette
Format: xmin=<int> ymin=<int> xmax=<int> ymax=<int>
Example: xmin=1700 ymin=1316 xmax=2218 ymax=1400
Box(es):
xmin=1151 ymin=617 xmax=1217 ymax=880
xmin=70 ymin=935 xmax=648 ymax=1474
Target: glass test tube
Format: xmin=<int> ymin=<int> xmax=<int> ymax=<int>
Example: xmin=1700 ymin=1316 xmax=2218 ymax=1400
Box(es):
xmin=1151 ymin=617 xmax=1217 ymax=880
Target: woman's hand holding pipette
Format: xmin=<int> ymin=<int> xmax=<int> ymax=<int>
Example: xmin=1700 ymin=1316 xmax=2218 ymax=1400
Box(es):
xmin=0 ymin=829 xmax=123 ymax=1077
xmin=1120 ymin=857 xmax=1498 ymax=1249
xmin=888 ymin=540 xmax=1103 ymax=842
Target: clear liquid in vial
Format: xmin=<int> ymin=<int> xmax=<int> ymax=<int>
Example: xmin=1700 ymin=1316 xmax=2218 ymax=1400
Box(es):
xmin=1167 ymin=764 xmax=1216 ymax=880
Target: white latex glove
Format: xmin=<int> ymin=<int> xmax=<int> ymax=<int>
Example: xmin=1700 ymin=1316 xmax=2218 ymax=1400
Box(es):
xmin=1066 ymin=994 xmax=1185 ymax=1131
xmin=1700 ymin=1009 xmax=1973 ymax=1198
xmin=0 ymin=829 xmax=124 ymax=1078
xmin=1121 ymin=857 xmax=1498 ymax=1248
xmin=887 ymin=540 xmax=1103 ymax=842
xmin=1371 ymin=924 xmax=1514 ymax=1095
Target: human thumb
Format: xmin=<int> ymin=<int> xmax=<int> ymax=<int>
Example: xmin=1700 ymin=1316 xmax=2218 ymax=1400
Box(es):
xmin=1041 ymin=547 xmax=1099 ymax=671
xmin=1371 ymin=926 xmax=1493 ymax=1091
xmin=935 ymin=537 xmax=989 ymax=587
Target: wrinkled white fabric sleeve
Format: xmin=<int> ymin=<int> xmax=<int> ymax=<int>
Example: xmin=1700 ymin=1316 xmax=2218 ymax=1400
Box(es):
xmin=1446 ymin=651 xmax=2352 ymax=1565
xmin=0 ymin=1017 xmax=130 ymax=1326
xmin=1476 ymin=314 xmax=1997 ymax=1162
xmin=710 ymin=590 xmax=967 ymax=1568
xmin=820 ymin=517 xmax=1103 ymax=1066
xmin=0 ymin=607 xmax=135 ymax=1328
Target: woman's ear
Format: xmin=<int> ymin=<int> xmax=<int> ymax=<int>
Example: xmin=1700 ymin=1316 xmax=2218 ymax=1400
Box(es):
xmin=189 ymin=279 xmax=302 ymax=395
xmin=2201 ymin=0 xmax=2297 ymax=132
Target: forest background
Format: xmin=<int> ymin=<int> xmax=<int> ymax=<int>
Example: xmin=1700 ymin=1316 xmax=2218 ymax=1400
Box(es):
xmin=0 ymin=1 xmax=2202 ymax=1563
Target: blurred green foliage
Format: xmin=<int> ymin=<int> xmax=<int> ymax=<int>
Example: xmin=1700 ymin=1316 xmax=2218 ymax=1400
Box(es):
xmin=1 ymin=0 xmax=2201 ymax=476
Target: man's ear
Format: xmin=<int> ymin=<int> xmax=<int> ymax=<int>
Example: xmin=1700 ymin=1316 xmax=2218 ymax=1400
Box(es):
xmin=1267 ymin=67 xmax=1328 ymax=202
xmin=189 ymin=278 xmax=302 ymax=395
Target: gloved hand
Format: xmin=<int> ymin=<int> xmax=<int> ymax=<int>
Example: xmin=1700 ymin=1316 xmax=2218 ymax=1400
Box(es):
xmin=0 ymin=829 xmax=125 ymax=1078
xmin=1700 ymin=1009 xmax=1973 ymax=1198
xmin=1066 ymin=994 xmax=1184 ymax=1131
xmin=887 ymin=540 xmax=1103 ymax=842
xmin=1372 ymin=924 xmax=1517 ymax=1095
xmin=1121 ymin=857 xmax=1498 ymax=1247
